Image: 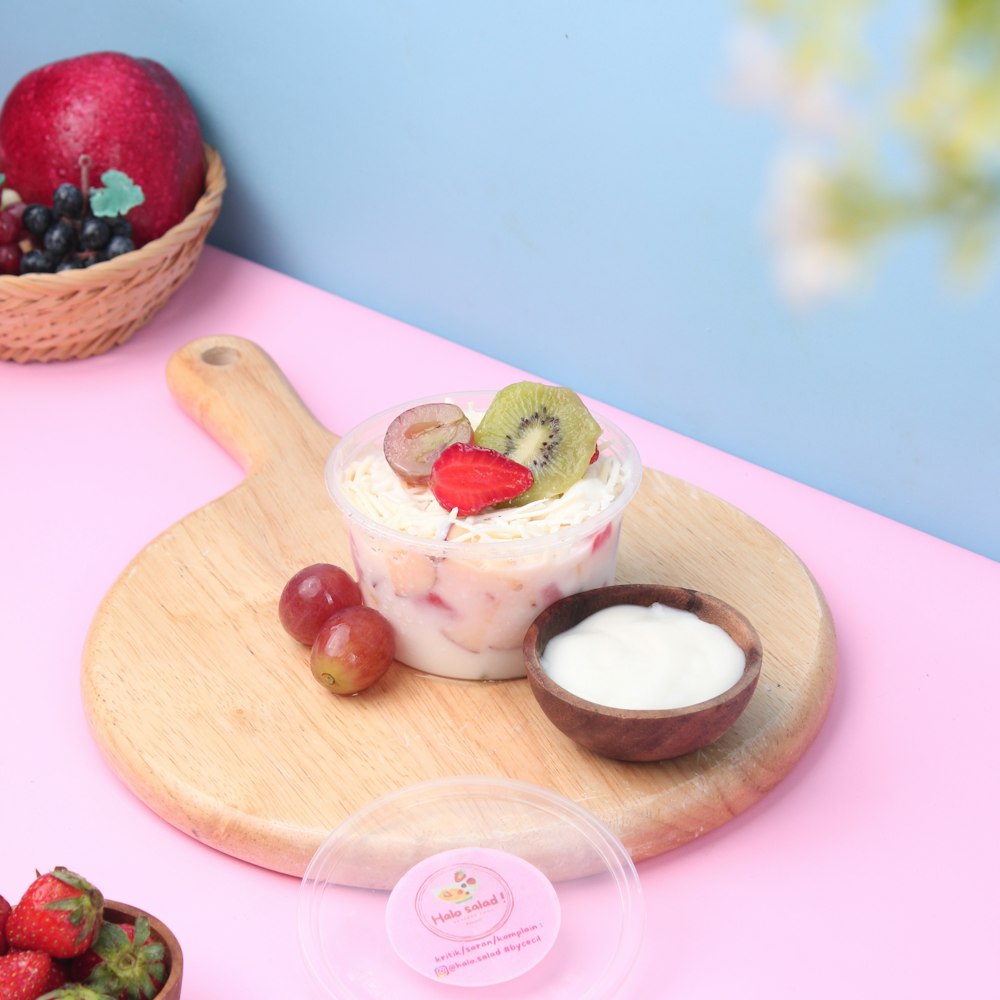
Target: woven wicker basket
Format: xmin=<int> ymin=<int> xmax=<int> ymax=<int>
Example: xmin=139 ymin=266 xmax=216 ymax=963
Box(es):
xmin=0 ymin=144 xmax=225 ymax=363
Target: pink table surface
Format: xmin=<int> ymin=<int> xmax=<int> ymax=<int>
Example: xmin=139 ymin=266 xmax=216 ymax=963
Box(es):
xmin=2 ymin=246 xmax=998 ymax=999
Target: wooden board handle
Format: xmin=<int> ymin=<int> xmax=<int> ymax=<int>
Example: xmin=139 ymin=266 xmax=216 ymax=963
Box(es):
xmin=166 ymin=335 xmax=328 ymax=474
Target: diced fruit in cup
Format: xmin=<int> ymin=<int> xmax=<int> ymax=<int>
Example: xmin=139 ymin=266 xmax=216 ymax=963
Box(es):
xmin=385 ymin=548 xmax=438 ymax=597
xmin=279 ymin=563 xmax=363 ymax=645
xmin=473 ymin=381 xmax=601 ymax=506
xmin=383 ymin=401 xmax=473 ymax=484
xmin=429 ymin=442 xmax=534 ymax=516
xmin=310 ymin=605 xmax=395 ymax=695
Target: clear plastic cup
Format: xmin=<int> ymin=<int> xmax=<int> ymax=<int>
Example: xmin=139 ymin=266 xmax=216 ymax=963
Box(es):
xmin=325 ymin=391 xmax=642 ymax=680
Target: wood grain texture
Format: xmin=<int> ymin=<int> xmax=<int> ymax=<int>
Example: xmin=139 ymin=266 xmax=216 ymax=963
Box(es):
xmin=81 ymin=335 xmax=837 ymax=878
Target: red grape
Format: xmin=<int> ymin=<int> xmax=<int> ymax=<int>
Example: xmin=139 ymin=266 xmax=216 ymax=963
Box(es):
xmin=0 ymin=208 xmax=20 ymax=244
xmin=279 ymin=563 xmax=363 ymax=645
xmin=5 ymin=201 xmax=27 ymax=227
xmin=310 ymin=605 xmax=395 ymax=695
xmin=383 ymin=402 xmax=473 ymax=484
xmin=0 ymin=243 xmax=21 ymax=275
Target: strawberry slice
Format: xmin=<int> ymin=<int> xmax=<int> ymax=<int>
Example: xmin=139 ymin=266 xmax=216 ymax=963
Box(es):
xmin=429 ymin=443 xmax=533 ymax=516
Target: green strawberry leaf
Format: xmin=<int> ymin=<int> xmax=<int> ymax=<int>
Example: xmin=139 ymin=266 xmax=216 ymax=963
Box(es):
xmin=93 ymin=921 xmax=132 ymax=955
xmin=133 ymin=916 xmax=151 ymax=944
xmin=89 ymin=170 xmax=145 ymax=218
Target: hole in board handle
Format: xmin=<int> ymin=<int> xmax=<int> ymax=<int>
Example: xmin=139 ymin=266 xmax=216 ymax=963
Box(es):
xmin=201 ymin=345 xmax=240 ymax=366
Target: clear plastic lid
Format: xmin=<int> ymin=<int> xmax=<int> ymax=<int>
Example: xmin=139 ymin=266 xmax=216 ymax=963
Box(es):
xmin=299 ymin=776 xmax=645 ymax=998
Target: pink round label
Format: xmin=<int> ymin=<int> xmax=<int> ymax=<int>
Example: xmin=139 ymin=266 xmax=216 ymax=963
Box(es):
xmin=385 ymin=847 xmax=561 ymax=987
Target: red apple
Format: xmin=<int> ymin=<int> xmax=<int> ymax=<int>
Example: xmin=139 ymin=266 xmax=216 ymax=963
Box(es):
xmin=0 ymin=51 xmax=205 ymax=247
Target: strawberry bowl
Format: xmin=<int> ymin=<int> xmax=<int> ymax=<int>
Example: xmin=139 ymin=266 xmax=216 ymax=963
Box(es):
xmin=325 ymin=390 xmax=642 ymax=681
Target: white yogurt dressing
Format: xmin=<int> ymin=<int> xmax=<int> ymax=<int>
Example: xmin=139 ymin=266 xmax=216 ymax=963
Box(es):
xmin=541 ymin=603 xmax=745 ymax=710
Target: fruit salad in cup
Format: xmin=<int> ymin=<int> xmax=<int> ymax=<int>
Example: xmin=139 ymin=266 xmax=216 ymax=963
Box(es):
xmin=325 ymin=383 xmax=642 ymax=680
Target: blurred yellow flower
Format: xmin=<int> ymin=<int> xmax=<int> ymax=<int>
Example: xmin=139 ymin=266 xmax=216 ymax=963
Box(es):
xmin=730 ymin=0 xmax=1000 ymax=302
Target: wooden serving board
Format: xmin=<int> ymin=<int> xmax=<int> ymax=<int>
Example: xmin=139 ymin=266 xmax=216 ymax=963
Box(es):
xmin=82 ymin=335 xmax=836 ymax=880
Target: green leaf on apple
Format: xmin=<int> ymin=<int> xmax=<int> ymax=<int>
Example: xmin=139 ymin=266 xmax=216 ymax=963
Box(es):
xmin=89 ymin=169 xmax=145 ymax=218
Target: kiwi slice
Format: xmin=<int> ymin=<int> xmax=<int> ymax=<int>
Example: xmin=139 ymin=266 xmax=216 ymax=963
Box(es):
xmin=474 ymin=382 xmax=601 ymax=505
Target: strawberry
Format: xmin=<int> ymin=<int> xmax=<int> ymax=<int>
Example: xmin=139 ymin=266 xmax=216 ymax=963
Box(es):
xmin=6 ymin=869 xmax=104 ymax=960
xmin=68 ymin=918 xmax=165 ymax=1000
xmin=0 ymin=896 xmax=11 ymax=955
xmin=35 ymin=987 xmax=111 ymax=1000
xmin=429 ymin=443 xmax=533 ymax=516
xmin=36 ymin=960 xmax=68 ymax=995
xmin=0 ymin=950 xmax=55 ymax=1000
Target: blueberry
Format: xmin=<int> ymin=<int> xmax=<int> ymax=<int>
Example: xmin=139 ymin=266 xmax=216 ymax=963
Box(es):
xmin=20 ymin=248 xmax=57 ymax=273
xmin=22 ymin=204 xmax=54 ymax=237
xmin=43 ymin=219 xmax=78 ymax=257
xmin=52 ymin=182 xmax=84 ymax=220
xmin=56 ymin=256 xmax=86 ymax=271
xmin=106 ymin=234 xmax=135 ymax=259
xmin=110 ymin=217 xmax=132 ymax=239
xmin=79 ymin=216 xmax=111 ymax=250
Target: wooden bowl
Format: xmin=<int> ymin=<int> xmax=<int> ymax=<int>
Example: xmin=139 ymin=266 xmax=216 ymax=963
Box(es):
xmin=103 ymin=900 xmax=183 ymax=1000
xmin=523 ymin=584 xmax=763 ymax=762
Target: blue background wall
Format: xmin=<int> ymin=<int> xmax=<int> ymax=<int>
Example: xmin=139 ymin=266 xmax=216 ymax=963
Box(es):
xmin=3 ymin=2 xmax=997 ymax=562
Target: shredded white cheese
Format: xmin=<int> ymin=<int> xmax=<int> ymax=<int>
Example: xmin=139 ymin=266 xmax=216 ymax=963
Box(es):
xmin=339 ymin=448 xmax=627 ymax=544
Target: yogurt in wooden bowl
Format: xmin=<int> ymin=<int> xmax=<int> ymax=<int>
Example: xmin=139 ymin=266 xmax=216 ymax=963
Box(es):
xmin=523 ymin=584 xmax=763 ymax=761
